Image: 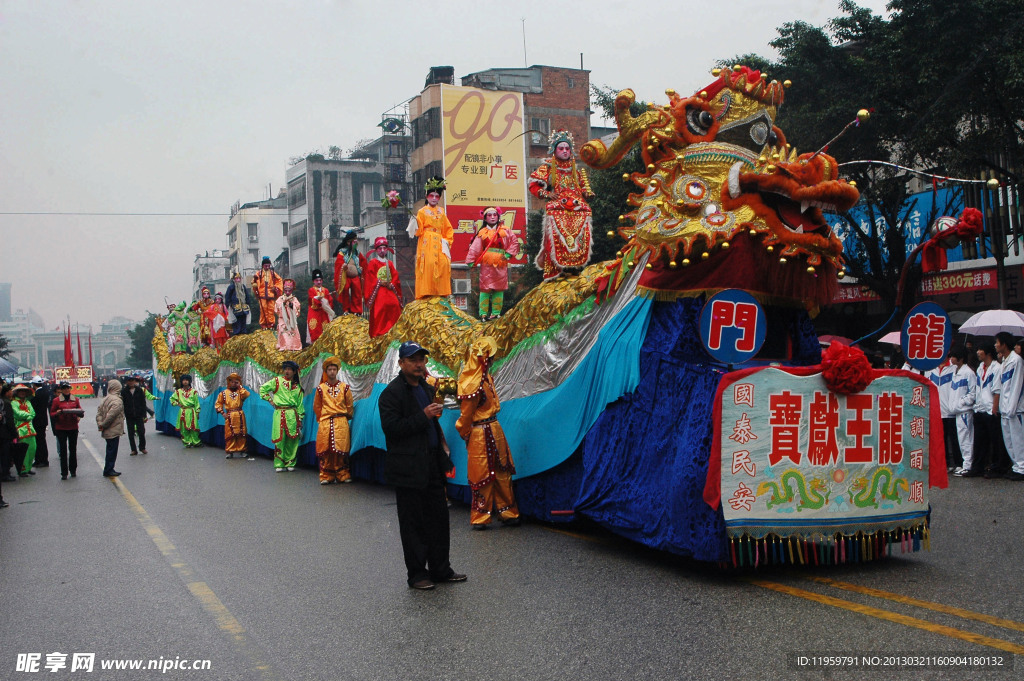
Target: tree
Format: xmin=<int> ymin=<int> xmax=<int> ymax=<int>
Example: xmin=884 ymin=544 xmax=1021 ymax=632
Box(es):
xmin=0 ymin=333 xmax=11 ymax=360
xmin=126 ymin=313 xmax=158 ymax=369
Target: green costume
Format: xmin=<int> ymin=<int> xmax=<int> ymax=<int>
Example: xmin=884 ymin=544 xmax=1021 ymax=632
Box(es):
xmin=13 ymin=396 xmax=37 ymax=473
xmin=169 ymin=303 xmax=188 ymax=355
xmin=259 ymin=376 xmax=305 ymax=470
xmin=170 ymin=387 xmax=201 ymax=446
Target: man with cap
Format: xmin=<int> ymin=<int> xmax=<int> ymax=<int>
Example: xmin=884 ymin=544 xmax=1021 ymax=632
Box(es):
xmin=170 ymin=375 xmax=201 ymax=448
xmin=306 ymin=269 xmax=335 ymax=344
xmin=50 ymin=381 xmax=84 ymax=479
xmin=11 ymin=383 xmax=37 ymax=476
xmin=215 ymin=372 xmax=251 ymax=459
xmin=378 ymin=341 xmax=466 ymax=590
xmin=29 ymin=376 xmax=51 ymax=468
xmin=122 ymin=375 xmax=154 ymax=455
xmin=333 ymin=230 xmax=365 ymax=315
xmin=363 ymin=236 xmax=403 ymax=338
xmin=313 ymin=356 xmax=353 ymax=484
xmin=260 ymin=360 xmax=304 ymax=472
xmin=224 ymin=269 xmax=253 ymax=336
xmin=252 ymin=256 xmax=283 ymax=330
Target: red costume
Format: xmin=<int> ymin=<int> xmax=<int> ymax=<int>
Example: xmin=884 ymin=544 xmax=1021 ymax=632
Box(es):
xmin=363 ymin=237 xmax=403 ymax=338
xmin=333 ymin=235 xmax=366 ymax=315
xmin=307 ymin=280 xmax=335 ymax=344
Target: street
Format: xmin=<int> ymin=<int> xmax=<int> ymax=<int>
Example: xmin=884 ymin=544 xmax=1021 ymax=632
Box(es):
xmin=2 ymin=399 xmax=1022 ymax=681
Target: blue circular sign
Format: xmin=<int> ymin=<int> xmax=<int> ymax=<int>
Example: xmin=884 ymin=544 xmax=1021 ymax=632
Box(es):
xmin=901 ymin=302 xmax=952 ymax=371
xmin=699 ymin=289 xmax=767 ymax=364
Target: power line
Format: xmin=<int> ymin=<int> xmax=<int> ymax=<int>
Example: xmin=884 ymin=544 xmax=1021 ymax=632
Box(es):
xmin=0 ymin=211 xmax=291 ymax=216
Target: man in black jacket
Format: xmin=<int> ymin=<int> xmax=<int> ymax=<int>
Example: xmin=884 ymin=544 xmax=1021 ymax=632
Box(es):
xmin=378 ymin=341 xmax=466 ymax=590
xmin=122 ymin=375 xmax=153 ymax=455
xmin=30 ymin=377 xmax=51 ymax=467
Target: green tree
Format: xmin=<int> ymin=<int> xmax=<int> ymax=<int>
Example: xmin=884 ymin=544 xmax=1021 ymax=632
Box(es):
xmin=0 ymin=333 xmax=12 ymax=360
xmin=126 ymin=313 xmax=158 ymax=368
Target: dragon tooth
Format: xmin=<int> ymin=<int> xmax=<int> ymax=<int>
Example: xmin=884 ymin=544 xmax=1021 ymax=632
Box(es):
xmin=800 ymin=200 xmax=810 ymax=214
xmin=728 ymin=162 xmax=743 ymax=198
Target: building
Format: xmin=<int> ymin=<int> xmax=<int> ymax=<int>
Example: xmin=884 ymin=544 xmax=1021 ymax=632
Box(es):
xmin=226 ymin=191 xmax=289 ymax=278
xmin=192 ymin=250 xmax=232 ymax=300
xmin=30 ymin=322 xmax=133 ymax=374
xmin=284 ymin=156 xmax=387 ymax=276
xmin=0 ymin=283 xmax=11 ymax=322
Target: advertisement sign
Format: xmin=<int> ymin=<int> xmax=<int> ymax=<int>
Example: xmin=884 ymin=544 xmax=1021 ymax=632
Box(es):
xmin=710 ymin=367 xmax=941 ymax=540
xmin=901 ymin=302 xmax=952 ymax=372
xmin=699 ymin=289 xmax=766 ymax=364
xmin=54 ymin=365 xmax=94 ymax=396
xmin=440 ymin=85 xmax=528 ymax=264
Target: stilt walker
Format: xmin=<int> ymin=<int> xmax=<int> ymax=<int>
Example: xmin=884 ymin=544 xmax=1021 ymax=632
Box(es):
xmin=410 ymin=176 xmax=454 ymax=299
xmin=215 ymin=372 xmax=250 ymax=459
xmin=313 ymin=356 xmax=354 ymax=484
xmin=170 ymin=375 xmax=201 ymax=447
xmin=260 ymin=360 xmax=304 ymax=472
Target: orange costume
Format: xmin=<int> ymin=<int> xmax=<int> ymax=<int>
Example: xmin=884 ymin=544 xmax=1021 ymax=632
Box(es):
xmin=252 ymin=261 xmax=283 ymax=329
xmin=456 ymin=337 xmax=519 ymax=528
xmin=202 ymin=295 xmax=230 ymax=349
xmin=413 ymin=205 xmax=454 ymax=299
xmin=191 ymin=288 xmax=214 ymax=346
xmin=306 ymin=271 xmax=335 ymax=344
xmin=313 ymin=370 xmax=354 ymax=484
xmin=214 ymin=378 xmax=250 ymax=455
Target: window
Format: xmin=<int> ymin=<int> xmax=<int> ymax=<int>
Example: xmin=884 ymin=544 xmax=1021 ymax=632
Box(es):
xmin=567 ymin=77 xmax=575 ymax=89
xmin=287 ymin=179 xmax=306 ymax=209
xmin=282 ymin=222 xmax=288 ymax=237
xmin=530 ymin=117 xmax=551 ymax=145
xmin=387 ymin=141 xmax=404 ymax=157
xmin=249 ymin=249 xmax=259 ymax=267
xmin=247 ymin=223 xmax=258 ymax=241
xmin=289 ymin=221 xmax=308 ymax=249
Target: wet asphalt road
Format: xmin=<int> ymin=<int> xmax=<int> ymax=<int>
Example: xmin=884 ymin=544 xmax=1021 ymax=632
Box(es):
xmin=2 ymin=399 xmax=1023 ymax=681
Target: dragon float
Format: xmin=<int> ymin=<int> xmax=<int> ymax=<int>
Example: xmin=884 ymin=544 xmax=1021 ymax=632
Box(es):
xmin=153 ymin=66 xmax=946 ymax=567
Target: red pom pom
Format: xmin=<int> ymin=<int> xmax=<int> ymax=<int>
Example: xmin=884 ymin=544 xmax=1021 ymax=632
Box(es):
xmin=820 ymin=341 xmax=873 ymax=394
xmin=955 ymin=207 xmax=983 ymax=240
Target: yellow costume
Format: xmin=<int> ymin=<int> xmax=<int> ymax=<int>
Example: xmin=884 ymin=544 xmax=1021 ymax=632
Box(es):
xmin=456 ymin=337 xmax=519 ymax=528
xmin=414 ymin=205 xmax=454 ymax=299
xmin=214 ymin=379 xmax=250 ymax=456
xmin=313 ymin=377 xmax=354 ymax=484
xmin=252 ymin=265 xmax=283 ymax=329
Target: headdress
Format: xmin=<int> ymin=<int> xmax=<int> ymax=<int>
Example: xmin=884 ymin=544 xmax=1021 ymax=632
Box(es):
xmin=201 ymin=286 xmax=210 ymax=294
xmin=231 ymin=268 xmax=242 ymax=279
xmin=342 ymin=229 xmax=358 ymax=245
xmin=480 ymin=206 xmax=504 ymax=219
xmin=547 ymin=129 xmax=575 ymax=156
xmin=261 ymin=256 xmax=271 ymax=264
xmin=226 ymin=372 xmax=241 ymax=382
xmin=425 ymin=175 xmax=446 ymax=194
xmin=283 ymin=278 xmax=296 ymax=289
xmin=457 ymin=336 xmax=498 ymax=400
xmin=281 ymin=360 xmax=300 ymax=373
xmin=12 ymin=383 xmax=33 ymax=395
xmin=373 ymin=236 xmax=394 ymax=252
xmin=312 ymin=269 xmax=323 ymax=281
xmin=322 ymin=356 xmax=341 ymax=370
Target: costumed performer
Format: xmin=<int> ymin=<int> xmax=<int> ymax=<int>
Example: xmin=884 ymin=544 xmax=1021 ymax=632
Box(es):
xmin=259 ymin=360 xmax=304 ymax=472
xmin=333 ymin=230 xmax=365 ymax=315
xmin=162 ymin=302 xmax=181 ymax=355
xmin=225 ymin=270 xmax=252 ymax=335
xmin=203 ymin=292 xmax=230 ymax=349
xmin=455 ymin=337 xmax=519 ymax=529
xmin=313 ymin=356 xmax=354 ymax=484
xmin=170 ymin=375 xmax=201 ymax=448
xmin=191 ymin=287 xmax=214 ymax=346
xmin=409 ymin=176 xmax=454 ymax=299
xmin=528 ymin=129 xmax=595 ymax=280
xmin=275 ymin=279 xmax=302 ymax=351
xmin=307 ymin=269 xmax=335 ymax=344
xmin=253 ymin=256 xmax=283 ymax=329
xmin=215 ymin=372 xmax=250 ymax=459
xmin=465 ymin=206 xmax=520 ymax=320
xmin=364 ymin=236 xmax=403 ymax=338
xmin=185 ymin=306 xmax=202 ymax=353
xmin=11 ymin=384 xmax=37 ymax=476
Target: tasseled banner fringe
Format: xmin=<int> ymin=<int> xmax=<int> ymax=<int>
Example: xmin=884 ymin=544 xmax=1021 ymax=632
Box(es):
xmin=726 ymin=524 xmax=929 ymax=568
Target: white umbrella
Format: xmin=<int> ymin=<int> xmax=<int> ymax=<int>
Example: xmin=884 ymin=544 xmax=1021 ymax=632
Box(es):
xmin=958 ymin=309 xmax=1024 ymax=336
xmin=879 ymin=331 xmax=901 ymax=345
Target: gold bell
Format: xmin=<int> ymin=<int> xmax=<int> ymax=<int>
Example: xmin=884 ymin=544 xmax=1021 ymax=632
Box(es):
xmin=701 ymin=251 xmax=710 ymax=260
xmin=733 ymin=64 xmax=743 ymax=72
xmin=606 ymin=230 xmax=615 ymax=237
xmin=783 ymin=79 xmax=792 ymax=88
xmin=766 ymin=165 xmax=777 ymax=173
xmin=749 ymin=229 xmax=757 ymax=236
xmin=682 ymin=258 xmax=691 ymax=266
xmin=766 ymin=246 xmax=774 ymax=253
xmin=856 ymin=109 xmax=870 ymax=122
xmin=647 ymin=163 xmax=655 ymax=171
xmin=669 ymin=261 xmax=677 ymax=268
xmin=645 ymin=263 xmax=653 ymax=270
xmin=987 ymin=178 xmax=1001 ymax=189
xmin=622 ymin=173 xmax=631 ymax=182
xmin=721 ymin=241 xmax=730 ymax=250
xmin=807 ymin=266 xmax=816 ymax=274
xmin=665 ymin=88 xmax=676 ymax=97
xmin=699 ymin=90 xmax=708 ymax=99
xmin=849 ymin=180 xmax=857 ymax=188
xmin=711 ymin=68 xmax=721 ymax=77
xmin=779 ymin=257 xmax=788 ymax=264
xmin=837 ymin=270 xmax=846 ymax=279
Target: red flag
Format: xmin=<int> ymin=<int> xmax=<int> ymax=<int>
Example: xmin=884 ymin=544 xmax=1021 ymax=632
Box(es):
xmin=77 ymin=327 xmax=83 ymax=366
xmin=63 ymin=324 xmax=74 ymax=366
xmin=89 ymin=328 xmax=93 ymax=366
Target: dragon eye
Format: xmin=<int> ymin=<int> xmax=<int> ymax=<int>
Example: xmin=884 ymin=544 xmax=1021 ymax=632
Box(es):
xmin=686 ymin=106 xmax=715 ymax=136
xmin=768 ymin=129 xmax=779 ymax=147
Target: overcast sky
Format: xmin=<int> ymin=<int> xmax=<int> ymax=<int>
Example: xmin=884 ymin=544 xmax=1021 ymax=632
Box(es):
xmin=0 ymin=0 xmax=888 ymax=330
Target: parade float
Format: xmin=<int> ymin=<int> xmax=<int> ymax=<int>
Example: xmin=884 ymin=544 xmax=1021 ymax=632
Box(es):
xmin=153 ymin=66 xmax=947 ymax=566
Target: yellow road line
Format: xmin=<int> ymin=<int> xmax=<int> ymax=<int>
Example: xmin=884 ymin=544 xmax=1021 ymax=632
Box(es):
xmin=81 ymin=439 xmax=282 ymax=678
xmin=803 ymin=575 xmax=1024 ymax=635
xmin=746 ymin=578 xmax=1024 ymax=655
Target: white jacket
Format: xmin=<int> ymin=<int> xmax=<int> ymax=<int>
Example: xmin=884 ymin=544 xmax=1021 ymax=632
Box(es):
xmin=975 ymin=360 xmax=1001 ymax=414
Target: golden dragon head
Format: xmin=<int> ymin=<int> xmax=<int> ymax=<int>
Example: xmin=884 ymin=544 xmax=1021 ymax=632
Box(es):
xmin=582 ymin=66 xmax=860 ymax=307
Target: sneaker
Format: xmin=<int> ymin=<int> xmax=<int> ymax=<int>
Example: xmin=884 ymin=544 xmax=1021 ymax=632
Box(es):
xmin=320 ymin=480 xmax=331 ymax=485
xmin=947 ymin=466 xmax=957 ymax=473
xmin=1004 ymin=471 xmax=1024 ymax=481
xmin=247 ymin=457 xmax=255 ymax=461
xmin=225 ymin=454 xmax=232 ymax=459
xmin=341 ymin=478 xmax=352 ymax=484
xmin=287 ymin=467 xmax=295 ymax=472
xmin=410 ymin=579 xmax=435 ymax=590
xmin=441 ymin=573 xmax=467 ymax=583
xmin=953 ymin=467 xmax=967 ymax=476
xmin=275 ymin=468 xmax=284 ymax=473
xmin=960 ymin=469 xmax=982 ymax=478
xmin=501 ymin=517 xmax=521 ymax=527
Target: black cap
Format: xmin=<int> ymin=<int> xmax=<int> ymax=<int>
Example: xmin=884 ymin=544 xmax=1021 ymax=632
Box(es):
xmin=57 ymin=381 xmax=71 ymax=389
xmin=281 ymin=360 xmax=300 ymax=373
xmin=398 ymin=341 xmax=429 ymax=359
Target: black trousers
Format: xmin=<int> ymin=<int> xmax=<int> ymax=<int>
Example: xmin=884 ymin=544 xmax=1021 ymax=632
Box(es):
xmin=394 ymin=472 xmax=453 ymax=585
xmin=55 ymin=430 xmax=78 ymax=477
xmin=126 ymin=418 xmax=146 ymax=453
xmin=975 ymin=412 xmax=1010 ymax=472
xmin=34 ymin=428 xmax=49 ymax=465
xmin=942 ymin=417 xmax=962 ymax=468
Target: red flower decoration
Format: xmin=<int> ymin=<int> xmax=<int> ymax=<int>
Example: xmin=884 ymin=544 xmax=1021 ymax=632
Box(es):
xmin=955 ymin=207 xmax=983 ymax=240
xmin=820 ymin=341 xmax=873 ymax=394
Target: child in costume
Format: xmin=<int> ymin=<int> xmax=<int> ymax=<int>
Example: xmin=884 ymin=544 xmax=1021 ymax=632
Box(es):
xmin=252 ymin=256 xmax=283 ymax=329
xmin=306 ymin=269 xmax=335 ymax=344
xmin=170 ymin=375 xmax=201 ymax=448
xmin=312 ymin=356 xmax=354 ymax=484
xmin=409 ymin=176 xmax=454 ymax=299
xmin=333 ymin=231 xmax=365 ymax=315
xmin=11 ymin=384 xmax=37 ymax=476
xmin=191 ymin=287 xmax=214 ymax=346
xmin=260 ymin=360 xmax=304 ymax=472
xmin=456 ymin=337 xmax=519 ymax=529
xmin=528 ymin=130 xmax=595 ymax=280
xmin=215 ymin=372 xmax=250 ymax=459
xmin=204 ymin=292 xmax=230 ymax=349
xmin=363 ymin=236 xmax=403 ymax=338
xmin=275 ymin=279 xmax=302 ymax=351
xmin=465 ymin=206 xmax=520 ymax=320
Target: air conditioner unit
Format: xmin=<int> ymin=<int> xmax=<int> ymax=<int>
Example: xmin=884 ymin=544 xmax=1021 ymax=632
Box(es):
xmin=452 ymin=278 xmax=472 ymax=295
xmin=248 ymin=235 xmax=259 ymax=242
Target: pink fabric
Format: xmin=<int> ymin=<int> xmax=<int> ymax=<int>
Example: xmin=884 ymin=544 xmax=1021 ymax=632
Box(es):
xmin=275 ymin=295 xmax=302 ymax=351
xmin=465 ymin=228 xmax=520 ymax=291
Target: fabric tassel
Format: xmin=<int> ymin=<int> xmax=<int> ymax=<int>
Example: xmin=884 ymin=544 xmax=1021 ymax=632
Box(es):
xmin=787 ymin=537 xmax=795 ymax=564
xmin=730 ymin=538 xmax=738 ymax=567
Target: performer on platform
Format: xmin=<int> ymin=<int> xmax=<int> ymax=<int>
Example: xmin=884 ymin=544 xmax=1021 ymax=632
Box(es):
xmin=528 ymin=130 xmax=595 ymax=280
xmin=410 ymin=176 xmax=454 ymax=299
xmin=224 ymin=270 xmax=252 ymax=335
xmin=259 ymin=361 xmax=304 ymax=472
xmin=333 ymin=230 xmax=365 ymax=315
xmin=215 ymin=372 xmax=250 ymax=459
xmin=162 ymin=302 xmax=182 ymax=355
xmin=364 ymin=236 xmax=403 ymax=338
xmin=307 ymin=269 xmax=335 ymax=344
xmin=275 ymin=279 xmax=302 ymax=351
xmin=313 ymin=356 xmax=354 ymax=484
xmin=191 ymin=287 xmax=214 ymax=346
xmin=465 ymin=207 xmax=520 ymax=320
xmin=185 ymin=306 xmax=202 ymax=353
xmin=170 ymin=375 xmax=201 ymax=448
xmin=456 ymin=337 xmax=520 ymax=529
xmin=252 ymin=256 xmax=283 ymax=329
xmin=203 ymin=292 xmax=230 ymax=349
xmin=11 ymin=384 xmax=37 ymax=476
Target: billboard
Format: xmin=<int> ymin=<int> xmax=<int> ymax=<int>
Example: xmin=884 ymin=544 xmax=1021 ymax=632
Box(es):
xmin=440 ymin=85 xmax=528 ymax=264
